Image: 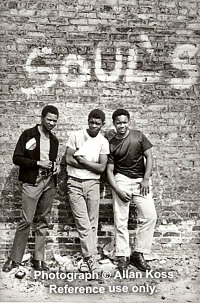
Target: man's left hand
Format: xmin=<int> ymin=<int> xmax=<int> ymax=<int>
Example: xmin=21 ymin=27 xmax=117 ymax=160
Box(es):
xmin=140 ymin=178 xmax=150 ymax=196
xmin=52 ymin=162 xmax=61 ymax=175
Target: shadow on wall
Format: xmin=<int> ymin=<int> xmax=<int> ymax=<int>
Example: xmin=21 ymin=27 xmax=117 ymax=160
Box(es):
xmin=0 ymin=166 xmax=22 ymax=261
xmin=0 ymin=150 xmax=137 ymax=260
xmin=0 ymin=158 xmax=78 ymax=260
xmin=53 ymin=151 xmax=117 ymax=258
xmin=1 ymin=166 xmax=22 ymax=224
xmin=50 ymin=152 xmax=82 ymax=257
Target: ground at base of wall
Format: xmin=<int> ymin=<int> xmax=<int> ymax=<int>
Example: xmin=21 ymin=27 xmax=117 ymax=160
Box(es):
xmin=0 ymin=254 xmax=199 ymax=303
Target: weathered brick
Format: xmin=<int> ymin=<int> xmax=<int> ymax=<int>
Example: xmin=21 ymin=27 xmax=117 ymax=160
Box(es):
xmin=192 ymin=226 xmax=200 ymax=231
xmin=0 ymin=0 xmax=199 ymax=261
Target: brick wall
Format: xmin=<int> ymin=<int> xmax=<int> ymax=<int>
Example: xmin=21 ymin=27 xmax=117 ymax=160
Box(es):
xmin=0 ymin=0 xmax=200 ymax=262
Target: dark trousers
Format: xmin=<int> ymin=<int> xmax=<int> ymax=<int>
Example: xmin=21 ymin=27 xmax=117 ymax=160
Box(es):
xmin=10 ymin=175 xmax=55 ymax=263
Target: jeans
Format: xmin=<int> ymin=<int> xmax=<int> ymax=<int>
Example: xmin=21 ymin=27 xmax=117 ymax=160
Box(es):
xmin=113 ymin=173 xmax=157 ymax=257
xmin=67 ymin=177 xmax=100 ymax=258
xmin=10 ymin=175 xmax=55 ymax=263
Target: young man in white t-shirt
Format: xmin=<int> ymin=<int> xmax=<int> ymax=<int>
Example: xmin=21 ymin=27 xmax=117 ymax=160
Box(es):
xmin=66 ymin=109 xmax=109 ymax=271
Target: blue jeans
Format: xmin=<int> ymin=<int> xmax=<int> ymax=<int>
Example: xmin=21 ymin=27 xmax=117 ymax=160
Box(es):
xmin=113 ymin=173 xmax=157 ymax=257
xmin=67 ymin=177 xmax=100 ymax=258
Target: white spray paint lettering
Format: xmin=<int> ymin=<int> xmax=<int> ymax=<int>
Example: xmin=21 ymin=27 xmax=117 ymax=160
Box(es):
xmin=169 ymin=44 xmax=199 ymax=89
xmin=60 ymin=54 xmax=91 ymax=88
xmin=95 ymin=47 xmax=123 ymax=82
xmin=125 ymin=47 xmax=162 ymax=82
xmin=21 ymin=47 xmax=58 ymax=98
xmin=21 ymin=38 xmax=199 ymax=97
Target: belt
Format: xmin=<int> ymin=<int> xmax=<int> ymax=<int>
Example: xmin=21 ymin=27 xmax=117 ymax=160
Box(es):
xmin=38 ymin=168 xmax=52 ymax=177
xmin=68 ymin=176 xmax=96 ymax=182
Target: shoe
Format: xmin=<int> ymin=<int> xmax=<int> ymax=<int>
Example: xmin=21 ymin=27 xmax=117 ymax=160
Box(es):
xmin=31 ymin=258 xmax=49 ymax=271
xmin=130 ymin=252 xmax=151 ymax=272
xmin=2 ymin=258 xmax=19 ymax=272
xmin=117 ymin=256 xmax=130 ymax=271
xmin=15 ymin=270 xmax=26 ymax=279
xmin=86 ymin=255 xmax=99 ymax=272
xmin=79 ymin=259 xmax=89 ymax=272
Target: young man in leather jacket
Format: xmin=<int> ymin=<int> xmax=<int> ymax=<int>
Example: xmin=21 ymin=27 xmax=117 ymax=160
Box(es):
xmin=3 ymin=105 xmax=59 ymax=274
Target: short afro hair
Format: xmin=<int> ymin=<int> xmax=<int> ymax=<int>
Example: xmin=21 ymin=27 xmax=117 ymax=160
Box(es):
xmin=112 ymin=109 xmax=130 ymax=121
xmin=88 ymin=109 xmax=105 ymax=122
xmin=41 ymin=105 xmax=59 ymax=118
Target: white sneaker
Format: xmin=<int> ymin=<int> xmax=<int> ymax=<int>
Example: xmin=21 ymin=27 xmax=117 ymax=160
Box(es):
xmin=86 ymin=255 xmax=99 ymax=272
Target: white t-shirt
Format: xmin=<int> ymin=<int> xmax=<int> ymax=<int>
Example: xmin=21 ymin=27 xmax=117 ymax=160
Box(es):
xmin=40 ymin=137 xmax=50 ymax=161
xmin=66 ymin=129 xmax=109 ymax=179
xmin=38 ymin=126 xmax=50 ymax=162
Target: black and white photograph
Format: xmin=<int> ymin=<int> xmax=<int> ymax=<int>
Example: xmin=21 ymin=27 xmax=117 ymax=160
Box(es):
xmin=0 ymin=0 xmax=199 ymax=302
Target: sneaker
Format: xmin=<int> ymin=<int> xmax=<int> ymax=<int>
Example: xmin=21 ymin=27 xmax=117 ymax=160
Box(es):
xmin=78 ymin=259 xmax=89 ymax=272
xmin=117 ymin=256 xmax=130 ymax=271
xmin=15 ymin=269 xmax=26 ymax=279
xmin=86 ymin=255 xmax=99 ymax=272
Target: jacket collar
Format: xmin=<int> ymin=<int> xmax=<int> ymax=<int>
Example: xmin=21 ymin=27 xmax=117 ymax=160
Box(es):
xmin=31 ymin=125 xmax=56 ymax=141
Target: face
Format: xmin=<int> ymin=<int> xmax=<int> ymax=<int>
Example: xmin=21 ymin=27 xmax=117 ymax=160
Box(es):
xmin=113 ymin=115 xmax=129 ymax=136
xmin=41 ymin=112 xmax=58 ymax=132
xmin=87 ymin=117 xmax=104 ymax=137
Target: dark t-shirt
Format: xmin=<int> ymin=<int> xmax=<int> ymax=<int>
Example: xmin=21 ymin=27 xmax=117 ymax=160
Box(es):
xmin=108 ymin=129 xmax=153 ymax=178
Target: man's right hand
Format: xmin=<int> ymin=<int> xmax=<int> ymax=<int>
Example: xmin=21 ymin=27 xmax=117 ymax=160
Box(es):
xmin=37 ymin=160 xmax=52 ymax=170
xmin=116 ymin=190 xmax=131 ymax=203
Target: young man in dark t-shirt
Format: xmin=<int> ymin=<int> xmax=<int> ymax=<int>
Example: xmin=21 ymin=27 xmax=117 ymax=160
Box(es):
xmin=107 ymin=109 xmax=157 ymax=272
